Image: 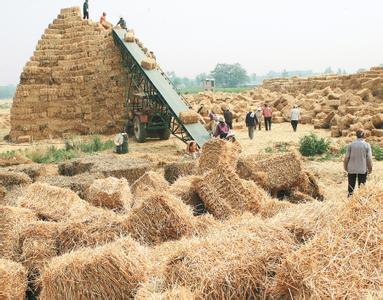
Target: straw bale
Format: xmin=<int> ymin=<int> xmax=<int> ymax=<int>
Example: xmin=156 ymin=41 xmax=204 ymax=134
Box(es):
xmin=141 ymin=58 xmax=157 ymax=70
xmin=124 ymin=192 xmax=195 ymax=246
xmin=159 ymin=215 xmax=295 ymax=299
xmin=164 ymin=161 xmax=197 ymax=184
xmin=0 ymin=206 xmax=37 ymax=260
xmin=86 ymin=177 xmax=133 ymax=211
xmin=179 ymin=110 xmax=200 ymax=124
xmin=131 ymin=171 xmax=169 ymax=202
xmin=58 ymin=159 xmax=94 ymax=176
xmin=124 ymin=31 xmax=135 ymax=42
xmin=198 ymin=139 xmax=241 ymax=174
xmin=0 ymin=259 xmax=28 ymax=300
xmin=19 ymin=221 xmax=59 ymax=285
xmin=0 ymin=171 xmax=32 ymax=188
xmin=273 ymin=184 xmax=383 ymax=298
xmin=169 ymin=175 xmax=205 ymax=215
xmin=39 ymin=237 xmax=151 ymax=300
xmin=191 ymin=213 xmax=220 ymax=237
xmin=18 ymin=183 xmax=116 ymax=222
xmin=3 ymin=164 xmax=47 ymax=182
xmin=136 ymin=286 xmax=196 ymax=300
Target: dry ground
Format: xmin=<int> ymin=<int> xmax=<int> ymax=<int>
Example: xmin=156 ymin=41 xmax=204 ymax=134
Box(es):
xmin=0 ymin=101 xmax=381 ymax=201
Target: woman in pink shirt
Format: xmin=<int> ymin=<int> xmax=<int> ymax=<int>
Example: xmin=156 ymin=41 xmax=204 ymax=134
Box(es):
xmin=262 ymin=104 xmax=273 ymax=131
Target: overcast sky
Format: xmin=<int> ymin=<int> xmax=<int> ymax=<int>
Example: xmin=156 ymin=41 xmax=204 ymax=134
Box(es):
xmin=0 ymin=0 xmax=382 ymax=85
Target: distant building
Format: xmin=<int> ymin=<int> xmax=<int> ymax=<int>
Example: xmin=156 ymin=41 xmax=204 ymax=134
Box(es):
xmin=202 ymin=79 xmax=215 ymax=91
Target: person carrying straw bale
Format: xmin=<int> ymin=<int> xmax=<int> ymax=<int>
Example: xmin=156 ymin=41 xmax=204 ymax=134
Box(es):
xmin=83 ymin=0 xmax=89 ymax=20
xmin=290 ymin=104 xmax=300 ymax=132
xmin=262 ymin=104 xmax=273 ymax=131
xmin=208 ymin=110 xmax=219 ymax=134
xmin=223 ymin=107 xmax=233 ymax=129
xmin=214 ymin=117 xmax=229 ymax=139
xmin=343 ymin=129 xmax=373 ymax=196
xmin=245 ymin=109 xmax=258 ymax=140
xmin=255 ymin=107 xmax=262 ymax=130
xmin=116 ymin=16 xmax=127 ymax=30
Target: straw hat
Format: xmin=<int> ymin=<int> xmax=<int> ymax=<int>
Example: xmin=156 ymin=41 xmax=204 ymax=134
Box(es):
xmin=218 ymin=116 xmax=225 ymax=122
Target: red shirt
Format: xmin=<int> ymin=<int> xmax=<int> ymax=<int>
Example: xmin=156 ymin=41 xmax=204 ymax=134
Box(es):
xmin=100 ymin=16 xmax=106 ymax=23
xmin=263 ymin=107 xmax=273 ymax=118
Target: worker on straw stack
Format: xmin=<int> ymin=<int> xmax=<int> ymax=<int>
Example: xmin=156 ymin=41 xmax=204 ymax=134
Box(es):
xmin=245 ymin=109 xmax=258 ymax=140
xmin=262 ymin=104 xmax=273 ymax=131
xmin=100 ymin=12 xmax=110 ymax=29
xmin=255 ymin=107 xmax=262 ymax=130
xmin=214 ymin=116 xmax=229 ymax=139
xmin=116 ymin=16 xmax=127 ymax=30
xmin=223 ymin=107 xmax=233 ymax=129
xmin=186 ymin=141 xmax=200 ymax=159
xmin=208 ymin=110 xmax=219 ymax=133
xmin=343 ymin=129 xmax=373 ymax=197
xmin=290 ymin=104 xmax=300 ymax=132
xmin=148 ymin=51 xmax=157 ymax=61
xmin=83 ymin=0 xmax=89 ymax=20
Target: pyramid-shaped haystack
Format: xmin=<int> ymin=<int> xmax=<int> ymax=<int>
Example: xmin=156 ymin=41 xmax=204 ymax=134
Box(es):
xmin=10 ymin=7 xmax=129 ymax=142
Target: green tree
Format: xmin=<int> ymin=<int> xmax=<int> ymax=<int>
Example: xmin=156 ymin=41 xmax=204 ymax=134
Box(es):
xmin=282 ymin=69 xmax=288 ymax=77
xmin=324 ymin=67 xmax=333 ymax=74
xmin=210 ymin=63 xmax=248 ymax=88
xmin=0 ymin=85 xmax=16 ymax=99
xmin=195 ymin=73 xmax=208 ymax=86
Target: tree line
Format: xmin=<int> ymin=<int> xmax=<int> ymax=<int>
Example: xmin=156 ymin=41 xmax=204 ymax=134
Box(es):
xmin=0 ymin=85 xmax=16 ymax=99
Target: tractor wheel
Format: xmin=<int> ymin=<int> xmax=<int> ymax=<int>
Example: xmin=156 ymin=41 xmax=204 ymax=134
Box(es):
xmin=133 ymin=117 xmax=147 ymax=143
xmin=158 ymin=128 xmax=171 ymax=140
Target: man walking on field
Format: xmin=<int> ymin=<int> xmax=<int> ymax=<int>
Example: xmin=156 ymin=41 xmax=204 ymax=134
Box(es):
xmin=262 ymin=104 xmax=273 ymax=131
xmin=290 ymin=105 xmax=300 ymax=132
xmin=343 ymin=129 xmax=373 ymax=196
xmin=245 ymin=109 xmax=258 ymax=140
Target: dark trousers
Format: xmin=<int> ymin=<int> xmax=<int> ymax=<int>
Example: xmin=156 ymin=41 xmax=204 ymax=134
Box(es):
xmin=348 ymin=173 xmax=367 ymax=196
xmin=264 ymin=117 xmax=272 ymax=131
xmin=258 ymin=121 xmax=261 ymax=130
xmin=83 ymin=11 xmax=89 ymax=19
xmin=291 ymin=120 xmax=298 ymax=132
xmin=220 ymin=133 xmax=228 ymax=139
xmin=226 ymin=122 xmax=233 ymax=130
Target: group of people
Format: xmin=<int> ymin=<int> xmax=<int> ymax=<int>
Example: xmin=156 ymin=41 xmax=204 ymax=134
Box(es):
xmin=83 ymin=0 xmax=128 ymax=30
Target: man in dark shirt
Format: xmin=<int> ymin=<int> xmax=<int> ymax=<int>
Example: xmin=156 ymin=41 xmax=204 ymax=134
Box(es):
xmin=83 ymin=0 xmax=89 ymax=20
xmin=116 ymin=17 xmax=127 ymax=30
xmin=223 ymin=108 xmax=233 ymax=129
xmin=245 ymin=110 xmax=258 ymax=140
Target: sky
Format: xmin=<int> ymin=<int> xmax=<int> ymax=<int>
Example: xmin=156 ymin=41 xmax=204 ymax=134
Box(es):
xmin=0 ymin=0 xmax=382 ymax=85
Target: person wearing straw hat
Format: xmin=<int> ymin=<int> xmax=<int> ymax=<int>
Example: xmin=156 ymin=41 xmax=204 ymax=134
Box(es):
xmin=290 ymin=104 xmax=300 ymax=132
xmin=213 ymin=116 xmax=229 ymax=139
xmin=343 ymin=129 xmax=373 ymax=196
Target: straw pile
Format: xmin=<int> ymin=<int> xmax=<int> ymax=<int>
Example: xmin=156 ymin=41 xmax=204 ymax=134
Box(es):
xmin=158 ymin=215 xmax=295 ymax=299
xmin=198 ymin=139 xmax=241 ymax=174
xmin=39 ymin=237 xmax=151 ymax=300
xmin=0 ymin=170 xmax=32 ymax=188
xmin=0 ymin=206 xmax=37 ymax=260
xmin=179 ymin=110 xmax=200 ymax=124
xmin=196 ymin=164 xmax=262 ymax=219
xmin=18 ymin=183 xmax=116 ymax=222
xmin=141 ymin=58 xmax=157 ymax=70
xmin=0 ymin=259 xmax=28 ymax=300
xmin=85 ymin=177 xmax=133 ymax=211
xmin=136 ymin=286 xmax=196 ymax=300
xmin=4 ymin=164 xmax=47 ymax=182
xmin=0 ymin=186 xmax=5 ymax=203
xmin=124 ymin=192 xmax=195 ymax=246
xmin=273 ymin=184 xmax=383 ymax=298
xmin=169 ymin=175 xmax=205 ymax=215
xmin=164 ymin=161 xmax=197 ymax=184
xmin=131 ymin=171 xmax=169 ymax=203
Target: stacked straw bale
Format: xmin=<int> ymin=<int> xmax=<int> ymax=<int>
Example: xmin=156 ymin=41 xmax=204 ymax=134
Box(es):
xmin=273 ymin=184 xmax=383 ymax=298
xmin=85 ymin=177 xmax=133 ymax=211
xmin=0 ymin=171 xmax=32 ymax=189
xmin=198 ymin=139 xmax=241 ymax=174
xmin=164 ymin=161 xmax=197 ymax=183
xmin=0 ymin=206 xmax=37 ymax=260
xmin=2 ymin=164 xmax=47 ymax=182
xmin=157 ymin=215 xmax=295 ymax=299
xmin=131 ymin=171 xmax=169 ymax=202
xmin=18 ymin=183 xmax=116 ymax=222
xmin=196 ymin=164 xmax=263 ymax=219
xmin=0 ymin=259 xmax=28 ymax=300
xmin=179 ymin=110 xmax=200 ymax=124
xmin=39 ymin=237 xmax=151 ymax=299
xmin=124 ymin=192 xmax=195 ymax=246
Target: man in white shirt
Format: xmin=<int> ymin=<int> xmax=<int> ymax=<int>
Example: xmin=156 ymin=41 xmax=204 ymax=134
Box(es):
xmin=290 ymin=105 xmax=300 ymax=132
xmin=343 ymin=129 xmax=373 ymax=196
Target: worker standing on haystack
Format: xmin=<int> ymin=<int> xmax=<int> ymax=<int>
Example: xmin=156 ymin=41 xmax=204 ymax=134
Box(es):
xmin=263 ymin=104 xmax=273 ymax=131
xmin=100 ymin=12 xmax=110 ymax=29
xmin=290 ymin=104 xmax=300 ymax=132
xmin=255 ymin=107 xmax=262 ymax=130
xmin=83 ymin=0 xmax=89 ymax=19
xmin=245 ymin=109 xmax=258 ymax=140
xmin=343 ymin=129 xmax=373 ymax=197
xmin=223 ymin=107 xmax=233 ymax=129
xmin=116 ymin=16 xmax=127 ymax=30
xmin=214 ymin=117 xmax=229 ymax=139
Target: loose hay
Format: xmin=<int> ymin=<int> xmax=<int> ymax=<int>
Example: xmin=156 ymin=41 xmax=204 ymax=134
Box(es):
xmin=131 ymin=171 xmax=169 ymax=204
xmin=0 ymin=206 xmax=37 ymax=260
xmin=86 ymin=177 xmax=133 ymax=211
xmin=164 ymin=161 xmax=197 ymax=184
xmin=124 ymin=192 xmax=195 ymax=246
xmin=39 ymin=237 xmax=151 ymax=300
xmin=273 ymin=184 xmax=383 ymax=298
xmin=179 ymin=110 xmax=200 ymax=124
xmin=0 ymin=259 xmax=28 ymax=300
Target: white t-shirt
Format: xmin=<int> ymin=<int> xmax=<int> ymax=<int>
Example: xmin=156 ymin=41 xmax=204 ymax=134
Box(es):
xmin=291 ymin=108 xmax=300 ymax=121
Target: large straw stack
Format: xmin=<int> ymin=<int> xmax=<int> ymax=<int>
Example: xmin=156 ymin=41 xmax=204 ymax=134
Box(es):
xmin=273 ymin=184 xmax=383 ymax=298
xmin=124 ymin=192 xmax=195 ymax=246
xmin=0 ymin=259 xmax=28 ymax=300
xmin=0 ymin=206 xmax=37 ymax=260
xmin=39 ymin=237 xmax=151 ymax=299
xmin=85 ymin=177 xmax=133 ymax=211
